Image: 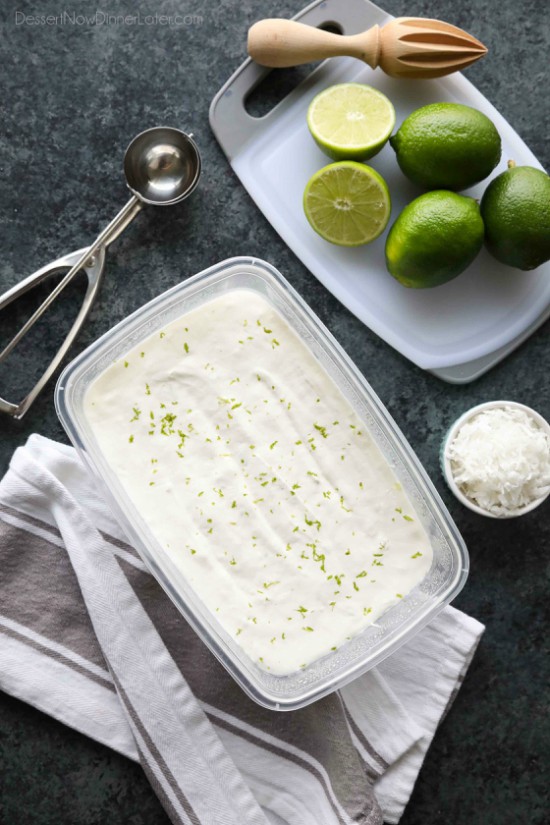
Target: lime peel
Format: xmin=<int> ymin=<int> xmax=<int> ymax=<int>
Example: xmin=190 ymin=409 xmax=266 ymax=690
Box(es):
xmin=385 ymin=190 xmax=484 ymax=287
xmin=480 ymin=165 xmax=550 ymax=271
xmin=390 ymin=102 xmax=501 ymax=191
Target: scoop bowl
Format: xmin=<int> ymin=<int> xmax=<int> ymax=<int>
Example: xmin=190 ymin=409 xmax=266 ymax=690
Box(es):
xmin=124 ymin=127 xmax=202 ymax=206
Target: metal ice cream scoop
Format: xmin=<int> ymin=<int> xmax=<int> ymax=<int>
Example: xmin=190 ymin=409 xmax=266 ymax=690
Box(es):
xmin=0 ymin=126 xmax=201 ymax=419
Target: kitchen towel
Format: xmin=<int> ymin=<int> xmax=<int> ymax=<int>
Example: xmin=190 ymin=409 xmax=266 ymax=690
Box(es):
xmin=0 ymin=434 xmax=484 ymax=825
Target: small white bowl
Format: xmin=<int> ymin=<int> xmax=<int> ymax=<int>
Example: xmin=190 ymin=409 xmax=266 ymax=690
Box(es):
xmin=441 ymin=400 xmax=550 ymax=519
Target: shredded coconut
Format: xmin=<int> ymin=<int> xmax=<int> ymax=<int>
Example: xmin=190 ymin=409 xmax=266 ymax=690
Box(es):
xmin=448 ymin=406 xmax=550 ymax=515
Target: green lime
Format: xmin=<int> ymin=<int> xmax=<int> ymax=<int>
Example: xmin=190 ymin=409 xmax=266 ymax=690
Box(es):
xmin=390 ymin=103 xmax=501 ymax=191
xmin=307 ymin=83 xmax=396 ymax=161
xmin=303 ymin=161 xmax=391 ymax=246
xmin=480 ymin=163 xmax=550 ymax=270
xmin=385 ymin=191 xmax=484 ymax=288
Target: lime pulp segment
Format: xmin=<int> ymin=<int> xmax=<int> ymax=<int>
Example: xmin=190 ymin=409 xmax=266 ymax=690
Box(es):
xmin=304 ymin=161 xmax=391 ymax=246
xmin=307 ymin=83 xmax=396 ymax=160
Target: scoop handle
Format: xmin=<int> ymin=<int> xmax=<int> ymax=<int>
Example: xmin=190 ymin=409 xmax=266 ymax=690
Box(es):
xmin=247 ymin=19 xmax=380 ymax=69
xmin=0 ymin=196 xmax=141 ymax=366
xmin=0 ymin=246 xmax=107 ymax=419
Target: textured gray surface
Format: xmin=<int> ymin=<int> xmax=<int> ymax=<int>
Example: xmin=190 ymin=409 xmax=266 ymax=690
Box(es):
xmin=0 ymin=1 xmax=549 ymax=823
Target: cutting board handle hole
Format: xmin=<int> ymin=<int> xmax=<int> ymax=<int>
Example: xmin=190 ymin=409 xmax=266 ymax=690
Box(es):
xmin=245 ymin=21 xmax=343 ymax=119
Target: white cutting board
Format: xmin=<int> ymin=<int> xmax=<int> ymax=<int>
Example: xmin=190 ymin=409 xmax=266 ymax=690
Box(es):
xmin=210 ymin=0 xmax=550 ymax=382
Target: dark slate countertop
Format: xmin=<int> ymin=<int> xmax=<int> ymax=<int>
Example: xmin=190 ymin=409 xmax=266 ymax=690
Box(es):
xmin=1 ymin=1 xmax=548 ymax=823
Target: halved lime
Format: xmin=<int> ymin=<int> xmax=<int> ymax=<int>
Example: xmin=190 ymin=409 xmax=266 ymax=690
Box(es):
xmin=307 ymin=83 xmax=396 ymax=161
xmin=303 ymin=161 xmax=391 ymax=246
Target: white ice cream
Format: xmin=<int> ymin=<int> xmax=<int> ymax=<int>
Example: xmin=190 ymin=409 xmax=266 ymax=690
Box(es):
xmin=84 ymin=290 xmax=432 ymax=674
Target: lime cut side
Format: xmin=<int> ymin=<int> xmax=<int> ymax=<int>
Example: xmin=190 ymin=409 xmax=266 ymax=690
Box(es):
xmin=307 ymin=83 xmax=396 ymax=161
xmin=303 ymin=161 xmax=391 ymax=246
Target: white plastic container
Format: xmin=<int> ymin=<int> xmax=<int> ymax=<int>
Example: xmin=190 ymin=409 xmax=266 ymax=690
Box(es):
xmin=56 ymin=256 xmax=469 ymax=710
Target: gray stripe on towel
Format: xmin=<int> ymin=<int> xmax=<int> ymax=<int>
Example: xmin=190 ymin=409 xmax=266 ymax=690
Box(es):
xmin=135 ymin=743 xmax=189 ymax=825
xmin=98 ymin=529 xmax=140 ymax=558
xmin=0 ymin=502 xmax=62 ymax=538
xmin=341 ymin=701 xmax=389 ymax=774
xmin=0 ymin=622 xmax=115 ymax=693
xmin=111 ymin=670 xmax=200 ymax=825
xmin=0 ymin=517 xmax=108 ymax=671
xmin=0 ymin=500 xmax=140 ymax=560
xmin=206 ymin=710 xmax=347 ymax=825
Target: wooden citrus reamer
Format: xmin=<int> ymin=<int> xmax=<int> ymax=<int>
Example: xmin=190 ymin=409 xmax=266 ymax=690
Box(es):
xmin=248 ymin=17 xmax=487 ymax=78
